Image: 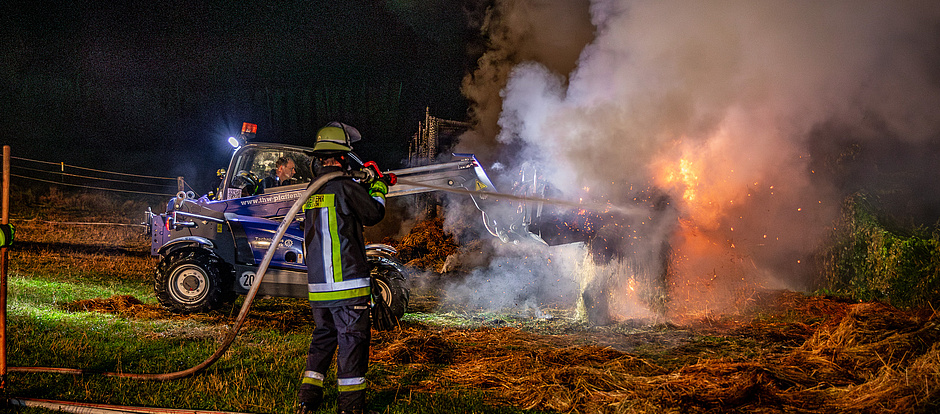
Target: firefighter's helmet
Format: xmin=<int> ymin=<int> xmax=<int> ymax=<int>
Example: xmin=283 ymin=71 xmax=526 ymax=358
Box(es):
xmin=312 ymin=122 xmax=361 ymax=154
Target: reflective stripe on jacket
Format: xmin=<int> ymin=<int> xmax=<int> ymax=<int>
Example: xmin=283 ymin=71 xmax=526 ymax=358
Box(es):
xmin=303 ymin=167 xmax=385 ymax=307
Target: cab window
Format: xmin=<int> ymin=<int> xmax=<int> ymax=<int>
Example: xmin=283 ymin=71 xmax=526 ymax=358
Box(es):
xmin=226 ymin=148 xmax=312 ymax=199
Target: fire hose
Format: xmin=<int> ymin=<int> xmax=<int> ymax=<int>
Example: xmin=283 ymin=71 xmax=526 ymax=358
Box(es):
xmin=8 ymin=171 xmax=349 ymax=380
xmin=8 ymin=166 xmax=624 ymax=380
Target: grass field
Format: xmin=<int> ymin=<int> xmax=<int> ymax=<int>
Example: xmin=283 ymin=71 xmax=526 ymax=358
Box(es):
xmin=3 ymin=185 xmax=939 ymax=413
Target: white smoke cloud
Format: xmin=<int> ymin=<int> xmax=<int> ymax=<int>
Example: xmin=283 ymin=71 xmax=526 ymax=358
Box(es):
xmin=442 ymin=241 xmax=583 ymax=315
xmin=454 ymin=0 xmax=940 ymax=320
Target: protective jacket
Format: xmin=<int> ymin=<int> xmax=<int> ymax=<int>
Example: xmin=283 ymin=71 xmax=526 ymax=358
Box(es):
xmin=261 ymin=170 xmax=280 ymax=191
xmin=303 ymin=166 xmax=386 ymax=307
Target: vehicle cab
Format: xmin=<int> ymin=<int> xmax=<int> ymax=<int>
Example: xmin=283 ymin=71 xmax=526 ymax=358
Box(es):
xmin=214 ymin=142 xmax=319 ymax=219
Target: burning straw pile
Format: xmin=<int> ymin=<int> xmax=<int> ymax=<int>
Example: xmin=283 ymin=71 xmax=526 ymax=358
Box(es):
xmin=394 ymin=216 xmax=461 ymax=272
xmin=372 ymin=292 xmax=940 ymax=413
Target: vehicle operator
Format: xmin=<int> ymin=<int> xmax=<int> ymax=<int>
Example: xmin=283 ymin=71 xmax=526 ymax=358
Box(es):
xmin=262 ymin=156 xmax=296 ymax=189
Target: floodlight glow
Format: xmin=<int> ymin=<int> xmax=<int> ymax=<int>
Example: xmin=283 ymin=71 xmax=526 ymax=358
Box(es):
xmin=228 ymin=136 xmax=241 ymax=148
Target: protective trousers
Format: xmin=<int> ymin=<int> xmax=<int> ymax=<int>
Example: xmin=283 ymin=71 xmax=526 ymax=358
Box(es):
xmin=301 ymin=304 xmax=371 ymax=411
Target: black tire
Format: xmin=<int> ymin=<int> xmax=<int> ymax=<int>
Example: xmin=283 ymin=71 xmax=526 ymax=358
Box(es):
xmin=370 ymin=261 xmax=409 ymax=320
xmin=155 ymin=248 xmax=232 ymax=313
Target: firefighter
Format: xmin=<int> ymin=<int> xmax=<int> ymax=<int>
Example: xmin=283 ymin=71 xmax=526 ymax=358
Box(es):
xmin=297 ymin=122 xmax=387 ymax=414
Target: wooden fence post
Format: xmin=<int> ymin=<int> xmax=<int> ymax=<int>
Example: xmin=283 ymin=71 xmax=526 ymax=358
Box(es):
xmin=1 ymin=145 xmax=10 ymax=391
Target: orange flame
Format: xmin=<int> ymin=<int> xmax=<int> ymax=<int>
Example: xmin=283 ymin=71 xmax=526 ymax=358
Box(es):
xmin=655 ymin=150 xmax=730 ymax=230
xmin=652 ymin=139 xmax=760 ymax=316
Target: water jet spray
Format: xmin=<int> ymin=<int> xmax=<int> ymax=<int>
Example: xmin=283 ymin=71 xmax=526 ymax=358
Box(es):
xmin=395 ymin=177 xmax=647 ymax=218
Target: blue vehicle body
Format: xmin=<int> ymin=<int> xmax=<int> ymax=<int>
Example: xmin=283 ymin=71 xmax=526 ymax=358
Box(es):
xmin=146 ymin=140 xmax=554 ymax=314
xmin=146 ymin=142 xmax=408 ymax=313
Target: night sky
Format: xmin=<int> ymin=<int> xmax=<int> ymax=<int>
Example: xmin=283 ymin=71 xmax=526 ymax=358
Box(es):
xmin=1 ymin=1 xmax=478 ymax=193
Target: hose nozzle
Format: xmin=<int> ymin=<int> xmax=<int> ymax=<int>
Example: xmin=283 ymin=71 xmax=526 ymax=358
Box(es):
xmin=354 ymin=161 xmax=397 ymax=186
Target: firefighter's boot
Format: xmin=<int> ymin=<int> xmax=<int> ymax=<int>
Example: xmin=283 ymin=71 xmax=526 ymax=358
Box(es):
xmin=296 ymin=386 xmax=323 ymax=414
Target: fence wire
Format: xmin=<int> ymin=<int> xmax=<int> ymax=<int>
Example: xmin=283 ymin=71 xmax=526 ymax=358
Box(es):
xmin=8 ymin=156 xmax=184 ymax=197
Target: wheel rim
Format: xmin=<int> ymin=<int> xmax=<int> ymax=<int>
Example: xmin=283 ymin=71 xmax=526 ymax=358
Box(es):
xmin=168 ymin=264 xmax=209 ymax=304
xmin=374 ymin=278 xmax=392 ymax=305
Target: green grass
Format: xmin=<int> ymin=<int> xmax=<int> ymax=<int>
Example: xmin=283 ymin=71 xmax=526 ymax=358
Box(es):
xmin=10 ymin=274 xmax=153 ymax=307
xmin=4 ymin=263 xmax=554 ymax=414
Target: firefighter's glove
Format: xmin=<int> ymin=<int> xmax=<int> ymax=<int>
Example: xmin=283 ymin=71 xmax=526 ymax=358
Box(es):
xmin=369 ymin=180 xmax=388 ymax=200
xmin=0 ymin=223 xmax=13 ymax=248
